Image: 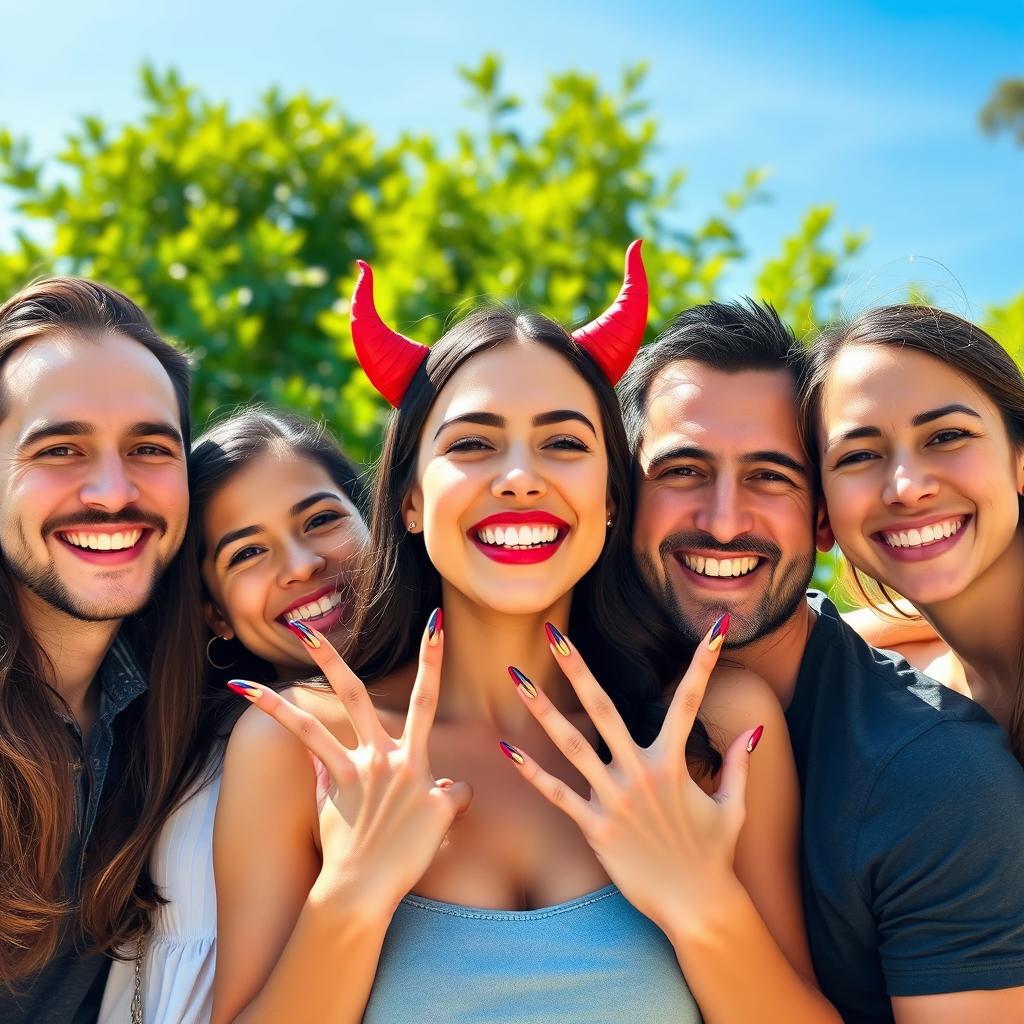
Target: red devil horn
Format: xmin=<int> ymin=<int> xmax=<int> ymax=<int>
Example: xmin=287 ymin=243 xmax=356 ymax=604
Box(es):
xmin=571 ymin=240 xmax=648 ymax=385
xmin=350 ymin=261 xmax=430 ymax=407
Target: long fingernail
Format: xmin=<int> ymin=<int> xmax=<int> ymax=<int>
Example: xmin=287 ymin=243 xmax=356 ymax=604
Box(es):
xmin=746 ymin=724 xmax=764 ymax=753
xmin=287 ymin=620 xmax=321 ymax=650
xmin=545 ymin=622 xmax=571 ymax=657
xmin=227 ymin=679 xmax=263 ymax=702
xmin=708 ymin=613 xmax=730 ymax=652
xmin=508 ymin=666 xmax=537 ymax=699
xmin=427 ymin=607 xmax=443 ymax=646
xmin=498 ymin=740 xmax=525 ymax=765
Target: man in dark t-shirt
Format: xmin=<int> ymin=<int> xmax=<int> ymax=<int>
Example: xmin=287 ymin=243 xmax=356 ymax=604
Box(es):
xmin=619 ymin=300 xmax=1024 ymax=1022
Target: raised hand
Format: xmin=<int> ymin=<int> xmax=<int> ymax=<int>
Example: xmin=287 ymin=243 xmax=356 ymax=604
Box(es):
xmin=500 ymin=616 xmax=762 ymax=933
xmin=227 ymin=609 xmax=471 ymax=915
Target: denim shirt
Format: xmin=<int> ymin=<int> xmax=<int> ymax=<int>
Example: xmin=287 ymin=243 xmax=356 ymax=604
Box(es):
xmin=0 ymin=635 xmax=147 ymax=1024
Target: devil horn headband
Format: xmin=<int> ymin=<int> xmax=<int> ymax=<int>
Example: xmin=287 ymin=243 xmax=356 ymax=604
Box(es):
xmin=349 ymin=261 xmax=430 ymax=408
xmin=349 ymin=241 xmax=648 ymax=406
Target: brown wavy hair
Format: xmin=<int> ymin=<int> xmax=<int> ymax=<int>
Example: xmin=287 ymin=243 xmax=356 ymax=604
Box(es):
xmin=0 ymin=278 xmax=206 ymax=987
xmin=347 ymin=306 xmax=721 ymax=775
xmin=801 ymin=303 xmax=1024 ymax=764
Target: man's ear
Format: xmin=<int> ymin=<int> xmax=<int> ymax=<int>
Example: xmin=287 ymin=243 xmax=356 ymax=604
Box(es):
xmin=204 ymin=600 xmax=234 ymax=640
xmin=402 ymin=485 xmax=424 ymax=534
xmin=815 ymin=502 xmax=835 ymax=554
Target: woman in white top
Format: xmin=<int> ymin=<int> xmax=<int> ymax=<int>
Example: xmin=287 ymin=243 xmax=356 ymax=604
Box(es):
xmin=100 ymin=406 xmax=368 ymax=1023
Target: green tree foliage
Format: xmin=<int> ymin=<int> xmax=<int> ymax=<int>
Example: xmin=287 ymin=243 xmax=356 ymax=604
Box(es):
xmin=980 ymin=77 xmax=1024 ymax=146
xmin=979 ymin=77 xmax=1024 ymax=368
xmin=0 ymin=58 xmax=861 ymax=464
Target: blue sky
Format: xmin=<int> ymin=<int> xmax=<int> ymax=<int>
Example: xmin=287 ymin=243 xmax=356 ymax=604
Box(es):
xmin=1 ymin=0 xmax=1021 ymax=313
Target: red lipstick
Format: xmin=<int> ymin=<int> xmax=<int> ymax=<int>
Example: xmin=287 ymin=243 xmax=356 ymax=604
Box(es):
xmin=468 ymin=510 xmax=570 ymax=565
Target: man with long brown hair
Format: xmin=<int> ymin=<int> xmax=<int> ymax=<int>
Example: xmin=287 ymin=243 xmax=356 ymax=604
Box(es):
xmin=0 ymin=279 xmax=205 ymax=1022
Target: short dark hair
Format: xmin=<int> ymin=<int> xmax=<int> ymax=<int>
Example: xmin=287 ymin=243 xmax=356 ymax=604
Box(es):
xmin=617 ymin=299 xmax=805 ymax=451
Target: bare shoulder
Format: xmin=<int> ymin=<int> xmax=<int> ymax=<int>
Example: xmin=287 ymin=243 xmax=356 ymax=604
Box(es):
xmin=701 ymin=665 xmax=786 ymax=740
xmin=842 ymin=604 xmax=940 ymax=650
xmin=223 ymin=697 xmax=316 ymax=784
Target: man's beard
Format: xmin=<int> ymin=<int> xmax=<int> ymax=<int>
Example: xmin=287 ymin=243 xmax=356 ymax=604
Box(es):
xmin=4 ymin=511 xmax=170 ymax=623
xmin=637 ymin=530 xmax=815 ymax=648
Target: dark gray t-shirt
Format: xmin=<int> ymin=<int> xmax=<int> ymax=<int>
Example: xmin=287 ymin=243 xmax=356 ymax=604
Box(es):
xmin=787 ymin=593 xmax=1024 ymax=1023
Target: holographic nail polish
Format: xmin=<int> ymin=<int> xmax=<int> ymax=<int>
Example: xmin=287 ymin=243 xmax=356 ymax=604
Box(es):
xmin=545 ymin=622 xmax=571 ymax=657
xmin=508 ymin=666 xmax=537 ymax=699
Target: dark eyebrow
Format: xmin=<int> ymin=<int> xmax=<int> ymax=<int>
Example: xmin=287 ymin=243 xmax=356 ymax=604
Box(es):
xmin=824 ymin=425 xmax=882 ymax=453
xmin=213 ymin=525 xmax=262 ymax=562
xmin=434 ymin=412 xmax=503 ymax=440
xmin=825 ymin=404 xmax=983 ymax=453
xmin=433 ymin=409 xmax=597 ymax=441
xmin=290 ymin=491 xmax=342 ymax=516
xmin=645 ymin=445 xmax=808 ymax=477
xmin=645 ymin=445 xmax=713 ymax=475
xmin=740 ymin=450 xmax=809 ymax=477
xmin=18 ymin=421 xmax=92 ymax=451
xmin=531 ymin=409 xmax=597 ymax=435
xmin=912 ymin=404 xmax=981 ymax=427
xmin=18 ymin=419 xmax=183 ymax=453
xmin=130 ymin=421 xmax=184 ymax=446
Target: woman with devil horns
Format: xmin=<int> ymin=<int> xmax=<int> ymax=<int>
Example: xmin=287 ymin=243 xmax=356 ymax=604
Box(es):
xmin=211 ymin=244 xmax=833 ymax=1022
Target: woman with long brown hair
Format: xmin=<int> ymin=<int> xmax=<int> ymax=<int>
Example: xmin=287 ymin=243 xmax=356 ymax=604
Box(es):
xmin=99 ymin=406 xmax=369 ymax=1023
xmin=802 ymin=304 xmax=1024 ymax=763
xmin=211 ymin=246 xmax=835 ymax=1022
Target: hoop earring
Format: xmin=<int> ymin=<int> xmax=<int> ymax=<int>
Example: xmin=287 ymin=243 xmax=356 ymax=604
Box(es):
xmin=206 ymin=634 xmax=235 ymax=670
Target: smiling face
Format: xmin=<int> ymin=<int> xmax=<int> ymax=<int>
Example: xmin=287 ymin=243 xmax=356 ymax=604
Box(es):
xmin=0 ymin=330 xmax=188 ymax=622
xmin=633 ymin=360 xmax=826 ymax=647
xmin=818 ymin=343 xmax=1024 ymax=607
xmin=201 ymin=449 xmax=368 ymax=676
xmin=405 ymin=339 xmax=611 ymax=616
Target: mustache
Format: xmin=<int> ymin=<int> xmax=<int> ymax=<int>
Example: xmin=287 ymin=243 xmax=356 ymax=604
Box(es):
xmin=660 ymin=530 xmax=781 ymax=561
xmin=43 ymin=508 xmax=167 ymax=536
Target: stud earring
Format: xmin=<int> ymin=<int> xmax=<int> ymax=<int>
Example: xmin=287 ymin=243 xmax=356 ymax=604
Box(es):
xmin=606 ymin=516 xmax=614 ymax=528
xmin=408 ymin=520 xmax=417 ymax=531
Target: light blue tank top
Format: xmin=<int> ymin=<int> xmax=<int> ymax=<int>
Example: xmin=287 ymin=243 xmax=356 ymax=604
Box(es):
xmin=363 ymin=884 xmax=702 ymax=1023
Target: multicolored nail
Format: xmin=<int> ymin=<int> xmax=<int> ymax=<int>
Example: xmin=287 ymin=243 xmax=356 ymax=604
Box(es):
xmin=427 ymin=608 xmax=443 ymax=645
xmin=707 ymin=613 xmax=730 ymax=652
xmin=498 ymin=740 xmax=525 ymax=765
xmin=508 ymin=666 xmax=537 ymax=699
xmin=746 ymin=724 xmax=765 ymax=753
xmin=227 ymin=679 xmax=264 ymax=701
xmin=286 ymin=620 xmax=321 ymax=650
xmin=545 ymin=622 xmax=571 ymax=657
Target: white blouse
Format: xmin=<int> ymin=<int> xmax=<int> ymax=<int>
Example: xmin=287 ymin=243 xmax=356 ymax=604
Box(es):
xmin=100 ymin=767 xmax=221 ymax=1024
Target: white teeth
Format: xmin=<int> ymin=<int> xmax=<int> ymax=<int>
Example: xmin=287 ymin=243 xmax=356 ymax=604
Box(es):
xmin=475 ymin=523 xmax=561 ymax=549
xmin=883 ymin=518 xmax=963 ymax=549
xmin=286 ymin=590 xmax=343 ymax=624
xmin=61 ymin=529 xmax=143 ymax=551
xmin=682 ymin=555 xmax=759 ymax=578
